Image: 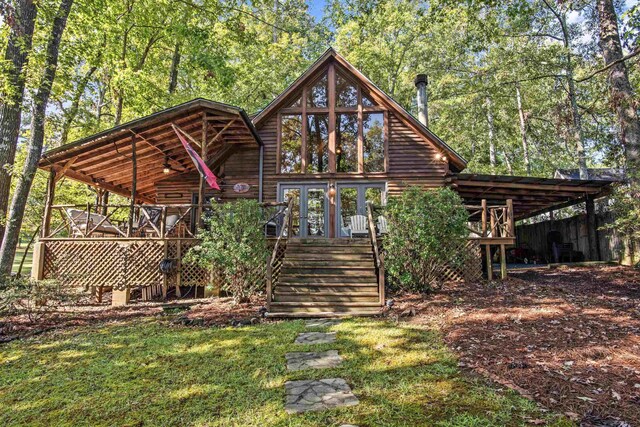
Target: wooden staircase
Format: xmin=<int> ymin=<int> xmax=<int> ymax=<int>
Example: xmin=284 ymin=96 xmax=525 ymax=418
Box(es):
xmin=267 ymin=238 xmax=384 ymax=317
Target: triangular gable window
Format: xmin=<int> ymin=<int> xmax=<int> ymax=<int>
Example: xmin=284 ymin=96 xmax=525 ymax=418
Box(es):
xmin=362 ymin=93 xmax=375 ymax=107
xmin=336 ymin=74 xmax=357 ymax=107
xmin=287 ymin=96 xmax=302 ymax=108
xmin=306 ymin=73 xmax=328 ymax=108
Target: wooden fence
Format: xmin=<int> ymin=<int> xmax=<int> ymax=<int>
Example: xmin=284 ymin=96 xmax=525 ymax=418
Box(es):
xmin=516 ymin=211 xmax=637 ymax=264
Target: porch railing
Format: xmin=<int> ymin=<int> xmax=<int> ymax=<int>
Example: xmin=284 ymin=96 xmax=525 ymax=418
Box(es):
xmin=466 ymin=199 xmax=515 ymax=242
xmin=43 ymin=203 xmax=207 ymax=239
xmin=366 ymin=202 xmax=385 ymax=305
xmin=266 ymin=198 xmax=294 ymax=309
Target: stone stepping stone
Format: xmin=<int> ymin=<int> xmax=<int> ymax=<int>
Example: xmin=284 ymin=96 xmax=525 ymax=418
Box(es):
xmin=284 ymin=378 xmax=359 ymax=414
xmin=294 ymin=332 xmax=336 ymax=345
xmin=305 ymin=318 xmax=341 ymax=328
xmin=286 ymin=350 xmax=343 ymax=371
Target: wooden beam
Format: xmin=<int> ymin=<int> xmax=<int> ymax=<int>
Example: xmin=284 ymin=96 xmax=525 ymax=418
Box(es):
xmin=54 ymin=156 xmax=78 ymax=182
xmin=41 ymin=168 xmax=56 ymax=238
xmin=208 ymin=118 xmax=237 ymax=146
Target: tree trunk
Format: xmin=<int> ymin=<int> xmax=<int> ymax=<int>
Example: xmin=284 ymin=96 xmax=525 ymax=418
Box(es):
xmin=168 ymin=42 xmax=181 ymax=94
xmin=0 ymin=0 xmax=74 ymax=276
xmin=0 ymin=0 xmax=38 ymax=240
xmin=558 ymin=6 xmax=588 ymax=179
xmin=60 ymin=65 xmax=97 ymax=145
xmin=515 ymin=83 xmax=531 ymax=175
xmin=486 ymin=96 xmax=496 ymax=171
xmin=597 ymin=0 xmax=640 ymax=180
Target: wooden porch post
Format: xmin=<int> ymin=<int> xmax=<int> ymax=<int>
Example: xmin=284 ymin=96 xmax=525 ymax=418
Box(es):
xmin=585 ymin=195 xmax=600 ymax=261
xmin=127 ymin=135 xmax=137 ymax=237
xmin=485 ymin=244 xmax=493 ymax=280
xmin=500 ymin=244 xmax=507 ymax=279
xmin=100 ymin=191 xmax=109 ymax=215
xmin=41 ymin=168 xmax=56 ymax=238
xmin=197 ymin=114 xmax=208 ymax=231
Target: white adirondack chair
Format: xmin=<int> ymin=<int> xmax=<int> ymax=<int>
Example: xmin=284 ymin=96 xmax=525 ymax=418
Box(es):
xmin=377 ymin=215 xmax=388 ymax=235
xmin=349 ymin=214 xmax=368 ymax=237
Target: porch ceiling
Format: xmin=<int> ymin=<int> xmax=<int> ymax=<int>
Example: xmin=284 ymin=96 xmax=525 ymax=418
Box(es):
xmin=453 ymin=173 xmax=617 ymax=221
xmin=39 ymin=99 xmax=261 ymax=203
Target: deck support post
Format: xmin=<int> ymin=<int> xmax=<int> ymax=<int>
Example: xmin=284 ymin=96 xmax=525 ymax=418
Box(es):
xmin=585 ymin=195 xmax=599 ymax=261
xmin=41 ymin=168 xmax=56 ymax=238
xmin=197 ymin=115 xmax=208 ymax=232
xmin=500 ymin=244 xmax=507 ymax=279
xmin=127 ymin=135 xmax=137 ymax=237
xmin=175 ymin=239 xmax=182 ymax=297
xmin=485 ymin=244 xmax=492 ymax=280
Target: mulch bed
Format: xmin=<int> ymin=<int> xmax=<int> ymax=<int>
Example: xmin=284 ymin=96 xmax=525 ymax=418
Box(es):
xmin=388 ymin=266 xmax=640 ymax=426
xmin=1 ymin=294 xmax=266 ymax=343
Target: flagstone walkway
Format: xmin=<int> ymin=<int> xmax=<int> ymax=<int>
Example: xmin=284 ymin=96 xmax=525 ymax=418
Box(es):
xmin=284 ymin=319 xmax=359 ymax=418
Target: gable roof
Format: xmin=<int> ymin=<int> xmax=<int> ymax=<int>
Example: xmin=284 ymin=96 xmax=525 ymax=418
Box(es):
xmin=252 ymin=48 xmax=467 ymax=171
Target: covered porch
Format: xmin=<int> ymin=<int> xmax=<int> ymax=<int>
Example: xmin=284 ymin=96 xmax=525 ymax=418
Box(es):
xmin=32 ymin=99 xmax=264 ymax=305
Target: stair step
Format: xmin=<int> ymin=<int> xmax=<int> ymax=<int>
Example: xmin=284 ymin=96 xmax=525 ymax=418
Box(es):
xmin=285 ymin=246 xmax=372 ymax=254
xmin=288 ymin=238 xmax=370 ymax=246
xmin=270 ymin=301 xmax=382 ymax=307
xmin=266 ymin=310 xmax=379 ymax=318
xmin=268 ymin=304 xmax=382 ymax=314
xmin=276 ymin=285 xmax=379 ymax=293
xmin=273 ymin=294 xmax=379 ymax=303
xmin=281 ymin=268 xmax=376 ymax=276
xmin=284 ymin=253 xmax=373 ymax=260
xmin=283 ymin=260 xmax=374 ymax=268
xmin=279 ymin=275 xmax=377 ymax=283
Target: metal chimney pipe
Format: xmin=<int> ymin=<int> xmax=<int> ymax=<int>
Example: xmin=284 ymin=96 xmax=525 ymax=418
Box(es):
xmin=414 ymin=74 xmax=428 ymax=127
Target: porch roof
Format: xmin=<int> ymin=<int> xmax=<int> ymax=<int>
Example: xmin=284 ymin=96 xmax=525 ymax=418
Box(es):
xmin=452 ymin=173 xmax=617 ymax=220
xmin=39 ymin=99 xmax=261 ymax=203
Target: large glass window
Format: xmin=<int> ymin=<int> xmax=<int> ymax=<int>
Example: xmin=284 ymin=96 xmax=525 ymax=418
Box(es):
xmin=363 ymin=113 xmax=385 ymax=172
xmin=336 ymin=113 xmax=358 ymax=173
xmin=306 ymin=114 xmax=329 ymax=173
xmin=307 ymin=74 xmax=328 ymax=108
xmin=279 ymin=67 xmax=385 ymax=174
xmin=336 ymin=74 xmax=357 ymax=107
xmin=280 ymin=115 xmax=302 ymax=173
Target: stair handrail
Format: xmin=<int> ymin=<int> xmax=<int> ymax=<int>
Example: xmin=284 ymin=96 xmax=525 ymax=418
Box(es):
xmin=266 ymin=197 xmax=294 ymax=308
xmin=366 ymin=202 xmax=385 ymax=305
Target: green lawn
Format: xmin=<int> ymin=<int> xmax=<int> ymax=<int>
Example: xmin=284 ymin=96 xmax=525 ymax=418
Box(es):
xmin=0 ymin=318 xmax=570 ymax=427
xmin=12 ymin=245 xmax=32 ymax=276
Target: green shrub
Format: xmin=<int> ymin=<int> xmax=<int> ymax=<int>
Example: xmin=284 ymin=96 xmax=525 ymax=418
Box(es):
xmin=184 ymin=199 xmax=269 ymax=303
xmin=385 ymin=186 xmax=468 ymax=292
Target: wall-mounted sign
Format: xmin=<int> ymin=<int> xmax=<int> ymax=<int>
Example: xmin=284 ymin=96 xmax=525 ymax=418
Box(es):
xmin=233 ymin=183 xmax=251 ymax=193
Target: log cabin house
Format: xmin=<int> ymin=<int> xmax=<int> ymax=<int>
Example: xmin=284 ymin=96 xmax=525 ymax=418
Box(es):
xmin=32 ymin=49 xmax=614 ymax=316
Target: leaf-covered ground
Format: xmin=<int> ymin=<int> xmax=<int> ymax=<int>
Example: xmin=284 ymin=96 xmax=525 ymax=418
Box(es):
xmin=0 ymin=317 xmax=567 ymax=426
xmin=390 ymin=266 xmax=640 ymax=426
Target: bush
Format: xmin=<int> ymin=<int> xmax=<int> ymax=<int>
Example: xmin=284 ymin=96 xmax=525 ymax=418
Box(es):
xmin=0 ymin=277 xmax=79 ymax=323
xmin=184 ymin=199 xmax=269 ymax=303
xmin=384 ymin=186 xmax=468 ymax=292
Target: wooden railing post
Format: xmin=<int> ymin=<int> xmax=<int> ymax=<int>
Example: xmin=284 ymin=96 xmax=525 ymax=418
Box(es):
xmin=41 ymin=168 xmax=56 ymax=238
xmin=366 ymin=202 xmax=384 ymax=305
xmin=506 ymin=199 xmax=514 ymax=237
xmin=481 ymin=199 xmax=487 ymax=238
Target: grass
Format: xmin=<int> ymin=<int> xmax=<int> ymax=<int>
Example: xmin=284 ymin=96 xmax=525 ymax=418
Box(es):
xmin=0 ymin=318 xmax=572 ymax=427
xmin=12 ymin=245 xmax=32 ymax=276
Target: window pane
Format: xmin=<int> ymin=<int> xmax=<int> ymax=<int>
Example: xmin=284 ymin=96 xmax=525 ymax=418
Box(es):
xmin=336 ymin=74 xmax=357 ymax=107
xmin=365 ymin=187 xmax=383 ymax=206
xmin=336 ymin=113 xmax=358 ymax=173
xmin=306 ymin=114 xmax=329 ymax=173
xmin=307 ymin=74 xmax=328 ymax=108
xmin=339 ymin=187 xmax=358 ymax=236
xmin=280 ymin=115 xmax=302 ymax=173
xmin=282 ymin=188 xmax=300 ymax=236
xmin=306 ymin=188 xmax=326 ymax=236
xmin=362 ymin=93 xmax=375 ymax=107
xmin=363 ymin=113 xmax=385 ymax=172
xmin=288 ymin=95 xmax=301 ymax=108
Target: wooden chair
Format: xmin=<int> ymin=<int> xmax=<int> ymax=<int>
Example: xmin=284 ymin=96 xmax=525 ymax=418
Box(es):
xmin=377 ymin=215 xmax=388 ymax=235
xmin=349 ymin=215 xmax=368 ymax=237
xmin=65 ymin=208 xmax=125 ymax=237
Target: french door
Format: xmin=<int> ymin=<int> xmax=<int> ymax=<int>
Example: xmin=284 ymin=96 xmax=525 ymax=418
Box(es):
xmin=336 ymin=183 xmax=386 ymax=237
xmin=279 ymin=183 xmax=328 ymax=238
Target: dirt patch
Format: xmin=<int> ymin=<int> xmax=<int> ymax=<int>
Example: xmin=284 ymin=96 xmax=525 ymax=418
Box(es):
xmin=1 ymin=294 xmax=266 ymax=343
xmin=388 ymin=266 xmax=640 ymax=425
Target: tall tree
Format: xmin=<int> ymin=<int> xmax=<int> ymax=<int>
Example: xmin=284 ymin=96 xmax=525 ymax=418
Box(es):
xmin=0 ymin=0 xmax=75 ymax=275
xmin=596 ymin=0 xmax=640 ymax=179
xmin=0 ymin=0 xmax=37 ymax=240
